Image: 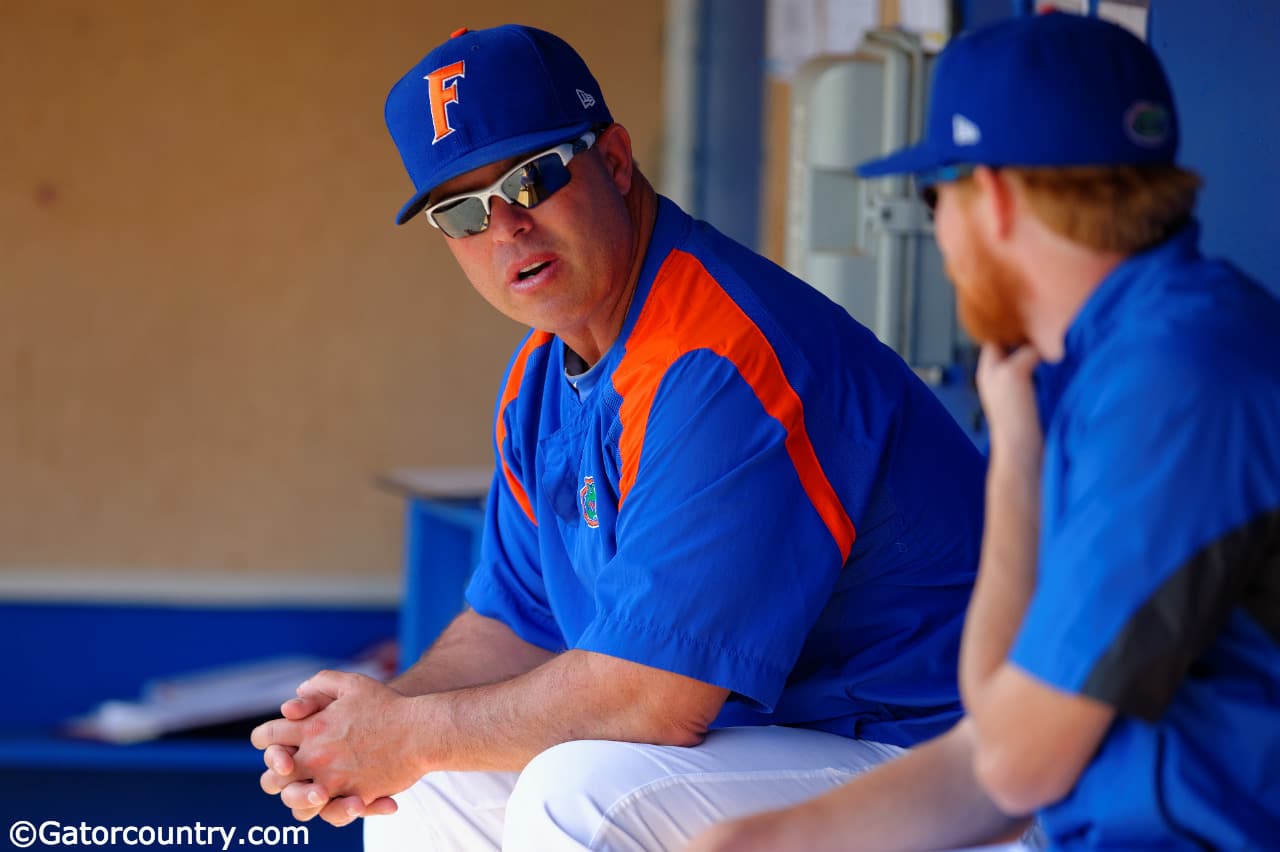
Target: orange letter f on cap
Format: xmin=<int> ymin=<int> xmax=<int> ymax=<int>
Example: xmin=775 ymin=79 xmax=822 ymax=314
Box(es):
xmin=426 ymin=61 xmax=466 ymax=144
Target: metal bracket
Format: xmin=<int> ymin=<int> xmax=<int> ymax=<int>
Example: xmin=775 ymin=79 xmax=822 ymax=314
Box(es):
xmin=862 ymin=193 xmax=932 ymax=237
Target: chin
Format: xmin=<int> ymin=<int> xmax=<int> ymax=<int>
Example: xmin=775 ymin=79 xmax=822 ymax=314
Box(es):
xmin=958 ymin=313 xmax=1028 ymax=350
xmin=953 ymin=267 xmax=1028 ymax=350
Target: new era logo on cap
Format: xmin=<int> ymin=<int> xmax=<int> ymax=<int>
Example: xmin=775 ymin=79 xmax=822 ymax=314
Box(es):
xmin=952 ymin=114 xmax=981 ymax=146
xmin=576 ymin=89 xmax=596 ymax=108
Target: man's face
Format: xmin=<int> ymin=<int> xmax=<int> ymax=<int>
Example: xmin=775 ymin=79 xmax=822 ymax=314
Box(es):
xmin=428 ymin=128 xmax=635 ymax=343
xmin=933 ymin=181 xmax=1029 ymax=349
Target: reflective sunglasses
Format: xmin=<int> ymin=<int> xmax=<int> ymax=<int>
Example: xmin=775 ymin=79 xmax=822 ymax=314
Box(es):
xmin=424 ymin=131 xmax=598 ymax=238
xmin=917 ymin=163 xmax=978 ymax=214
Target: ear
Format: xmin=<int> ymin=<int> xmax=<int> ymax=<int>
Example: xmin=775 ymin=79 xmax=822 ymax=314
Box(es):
xmin=971 ymin=165 xmax=1017 ymax=244
xmin=593 ymin=123 xmax=635 ymax=196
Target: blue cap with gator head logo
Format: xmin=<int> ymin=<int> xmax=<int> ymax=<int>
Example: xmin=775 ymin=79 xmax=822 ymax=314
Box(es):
xmin=385 ymin=24 xmax=613 ymax=225
xmin=857 ymin=12 xmax=1179 ymax=180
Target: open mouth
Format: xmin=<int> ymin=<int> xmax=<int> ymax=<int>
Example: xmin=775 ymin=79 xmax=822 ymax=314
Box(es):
xmin=517 ymin=260 xmax=551 ymax=281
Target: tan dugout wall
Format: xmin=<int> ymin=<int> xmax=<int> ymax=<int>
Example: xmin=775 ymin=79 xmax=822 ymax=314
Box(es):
xmin=0 ymin=1 xmax=664 ymax=582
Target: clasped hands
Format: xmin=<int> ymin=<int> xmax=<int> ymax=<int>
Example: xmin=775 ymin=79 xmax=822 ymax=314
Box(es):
xmin=251 ymin=670 xmax=420 ymax=826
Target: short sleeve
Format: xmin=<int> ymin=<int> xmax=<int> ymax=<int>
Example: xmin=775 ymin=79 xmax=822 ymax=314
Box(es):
xmin=466 ymin=469 xmax=564 ymax=652
xmin=576 ymin=351 xmax=852 ymax=711
xmin=1011 ymin=350 xmax=1270 ymax=720
xmin=465 ymin=345 xmax=565 ymax=652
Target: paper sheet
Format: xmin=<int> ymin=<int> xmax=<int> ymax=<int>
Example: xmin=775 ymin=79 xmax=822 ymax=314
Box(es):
xmin=825 ymin=0 xmax=880 ymax=54
xmin=1035 ymin=1 xmax=1150 ymax=41
xmin=899 ymin=0 xmax=952 ymax=52
xmin=1098 ymin=0 xmax=1151 ymax=40
xmin=767 ymin=0 xmax=880 ymax=79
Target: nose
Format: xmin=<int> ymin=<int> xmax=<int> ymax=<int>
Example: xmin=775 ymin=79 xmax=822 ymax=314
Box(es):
xmin=487 ymin=198 xmax=533 ymax=243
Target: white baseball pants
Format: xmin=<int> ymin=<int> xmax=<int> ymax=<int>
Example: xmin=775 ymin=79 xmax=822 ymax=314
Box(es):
xmin=362 ymin=725 xmax=904 ymax=851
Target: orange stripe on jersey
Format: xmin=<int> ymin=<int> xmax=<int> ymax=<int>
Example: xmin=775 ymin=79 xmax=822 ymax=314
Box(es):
xmin=495 ymin=330 xmax=554 ymax=526
xmin=612 ymin=251 xmax=856 ymax=561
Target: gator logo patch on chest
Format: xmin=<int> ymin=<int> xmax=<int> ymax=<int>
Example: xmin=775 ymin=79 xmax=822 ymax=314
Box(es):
xmin=580 ymin=475 xmax=599 ymax=529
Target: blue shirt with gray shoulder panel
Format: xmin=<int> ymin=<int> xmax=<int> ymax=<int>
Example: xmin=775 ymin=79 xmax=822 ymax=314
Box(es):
xmin=1013 ymin=223 xmax=1280 ymax=848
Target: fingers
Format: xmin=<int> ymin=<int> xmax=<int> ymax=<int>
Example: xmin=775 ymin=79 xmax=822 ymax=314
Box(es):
xmin=260 ymin=743 xmax=303 ymax=797
xmin=976 ymin=344 xmax=1041 ymax=412
xmin=277 ymin=785 xmax=397 ymax=826
xmin=287 ymin=796 xmax=397 ymax=826
xmin=976 ymin=342 xmax=1045 ymax=467
xmin=296 ymin=669 xmax=359 ymax=702
xmin=250 ymin=717 xmax=306 ymax=750
xmin=260 ymin=767 xmax=290 ymax=796
xmin=978 ymin=343 xmax=1039 ymax=380
xmin=260 ymin=751 xmax=319 ymax=799
xmin=364 ymin=796 xmax=399 ymax=817
xmin=289 ymin=805 xmax=323 ymax=823
xmin=282 ymin=693 xmax=331 ymax=719
xmin=316 ymin=795 xmax=398 ymax=827
xmin=280 ymin=780 xmax=333 ymax=812
xmin=976 ymin=342 xmax=1005 ymax=384
xmin=279 ymin=783 xmax=358 ymax=828
xmin=262 ymin=744 xmax=296 ymax=778
xmin=317 ymin=795 xmax=368 ymax=828
xmin=255 ymin=670 xmax=396 ymax=827
xmin=1004 ymin=343 xmax=1041 ymax=375
xmin=975 ymin=343 xmax=1004 ymax=396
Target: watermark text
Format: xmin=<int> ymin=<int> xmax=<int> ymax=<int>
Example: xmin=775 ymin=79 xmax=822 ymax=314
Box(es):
xmin=9 ymin=820 xmax=308 ymax=850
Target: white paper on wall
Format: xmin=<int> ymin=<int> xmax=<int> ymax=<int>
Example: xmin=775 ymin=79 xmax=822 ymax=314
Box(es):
xmin=899 ymin=0 xmax=951 ymax=52
xmin=767 ymin=0 xmax=881 ymax=79
xmin=825 ymin=0 xmax=881 ymax=54
xmin=1098 ymin=0 xmax=1151 ymax=40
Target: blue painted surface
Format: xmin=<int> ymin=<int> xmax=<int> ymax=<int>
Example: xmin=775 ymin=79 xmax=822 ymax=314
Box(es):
xmin=399 ymin=497 xmax=484 ymax=670
xmin=0 ymin=733 xmax=260 ymax=772
xmin=961 ymin=1 xmax=1280 ymax=296
xmin=963 ymin=0 xmax=1029 ymax=28
xmin=3 ymin=601 xmax=396 ymax=770
xmin=1 ymin=603 xmax=393 ymax=851
xmin=5 ymin=603 xmax=396 ymax=727
xmin=694 ymin=0 xmax=767 ymax=249
xmin=1149 ymin=0 xmax=1280 ymax=294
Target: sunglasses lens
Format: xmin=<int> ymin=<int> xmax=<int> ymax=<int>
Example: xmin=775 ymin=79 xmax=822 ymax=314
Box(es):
xmin=501 ymin=153 xmax=572 ymax=210
xmin=426 ymin=136 xmax=588 ymax=238
xmin=431 ymin=196 xmax=489 ymax=239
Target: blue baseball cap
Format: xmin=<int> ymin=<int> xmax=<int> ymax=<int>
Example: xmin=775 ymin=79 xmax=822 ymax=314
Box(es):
xmin=857 ymin=12 xmax=1179 ymax=181
xmin=385 ymin=25 xmax=613 ymax=225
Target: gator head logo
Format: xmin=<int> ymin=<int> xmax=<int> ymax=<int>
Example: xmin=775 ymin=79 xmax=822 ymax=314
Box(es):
xmin=1124 ymin=101 xmax=1171 ymax=148
xmin=579 ymin=475 xmax=599 ymax=529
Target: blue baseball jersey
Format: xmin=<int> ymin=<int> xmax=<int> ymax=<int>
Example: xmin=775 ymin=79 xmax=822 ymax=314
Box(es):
xmin=1012 ymin=225 xmax=1280 ymax=847
xmin=467 ymin=197 xmax=985 ymax=746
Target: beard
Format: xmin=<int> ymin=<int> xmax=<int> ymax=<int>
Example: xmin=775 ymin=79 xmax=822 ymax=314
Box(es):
xmin=948 ymin=238 xmax=1030 ymax=349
